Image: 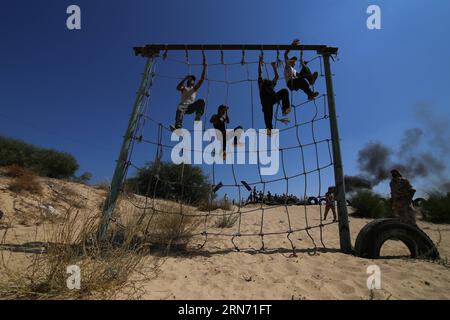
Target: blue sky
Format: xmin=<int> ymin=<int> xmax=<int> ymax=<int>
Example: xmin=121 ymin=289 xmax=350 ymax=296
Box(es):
xmin=1 ymin=0 xmax=450 ymax=200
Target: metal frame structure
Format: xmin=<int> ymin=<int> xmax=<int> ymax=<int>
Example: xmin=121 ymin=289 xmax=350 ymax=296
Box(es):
xmin=98 ymin=44 xmax=352 ymax=254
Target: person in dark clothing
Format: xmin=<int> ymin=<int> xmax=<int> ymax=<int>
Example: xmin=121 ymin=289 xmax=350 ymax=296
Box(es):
xmin=210 ymin=105 xmax=229 ymax=160
xmin=284 ymin=39 xmax=319 ymax=101
xmin=324 ymin=187 xmax=337 ymax=222
xmin=233 ymin=126 xmax=243 ymax=146
xmin=258 ymin=55 xmax=291 ymax=136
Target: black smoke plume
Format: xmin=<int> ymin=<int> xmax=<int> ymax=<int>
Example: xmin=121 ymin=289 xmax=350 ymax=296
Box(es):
xmin=344 ymin=175 xmax=373 ymax=192
xmin=353 ymin=104 xmax=449 ymax=189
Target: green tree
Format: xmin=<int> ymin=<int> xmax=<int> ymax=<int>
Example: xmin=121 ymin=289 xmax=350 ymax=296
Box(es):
xmin=0 ymin=136 xmax=79 ymax=179
xmin=350 ymin=189 xmax=393 ymax=219
xmin=421 ymin=192 xmax=450 ymax=223
xmin=126 ymin=161 xmax=214 ymax=205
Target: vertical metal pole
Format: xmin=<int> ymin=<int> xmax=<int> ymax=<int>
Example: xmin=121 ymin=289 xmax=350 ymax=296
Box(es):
xmin=97 ymin=56 xmax=156 ymax=241
xmin=322 ymin=51 xmax=352 ymax=253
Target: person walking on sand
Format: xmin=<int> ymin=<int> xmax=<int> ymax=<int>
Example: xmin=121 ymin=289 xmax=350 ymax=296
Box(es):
xmin=324 ymin=187 xmax=337 ymax=222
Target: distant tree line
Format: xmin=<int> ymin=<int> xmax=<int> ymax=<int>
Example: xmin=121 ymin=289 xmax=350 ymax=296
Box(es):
xmin=0 ymin=136 xmax=84 ymax=180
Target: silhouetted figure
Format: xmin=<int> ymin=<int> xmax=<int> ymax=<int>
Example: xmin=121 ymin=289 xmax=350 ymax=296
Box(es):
xmin=390 ymin=169 xmax=417 ymax=225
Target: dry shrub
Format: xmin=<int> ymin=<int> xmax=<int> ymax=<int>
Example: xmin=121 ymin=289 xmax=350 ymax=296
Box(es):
xmin=8 ymin=167 xmax=42 ymax=195
xmin=0 ymin=210 xmax=157 ymax=299
xmin=136 ymin=203 xmax=202 ymax=251
xmin=50 ymin=184 xmax=86 ymax=209
xmin=94 ymin=180 xmax=110 ymax=191
xmin=214 ymin=213 xmax=238 ymax=228
xmin=421 ymin=192 xmax=450 ymax=223
xmin=4 ymin=165 xmax=29 ymax=178
xmin=198 ymin=199 xmax=232 ymax=212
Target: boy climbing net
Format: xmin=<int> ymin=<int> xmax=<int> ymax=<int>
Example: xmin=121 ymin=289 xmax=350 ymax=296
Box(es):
xmin=258 ymin=54 xmax=291 ymax=136
xmin=170 ymin=56 xmax=207 ymax=131
xmin=284 ymin=39 xmax=319 ymax=101
xmin=210 ymin=104 xmax=230 ymax=160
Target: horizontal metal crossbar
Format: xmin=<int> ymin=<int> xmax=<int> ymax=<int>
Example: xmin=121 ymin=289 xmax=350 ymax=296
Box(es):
xmin=133 ymin=44 xmax=338 ymax=57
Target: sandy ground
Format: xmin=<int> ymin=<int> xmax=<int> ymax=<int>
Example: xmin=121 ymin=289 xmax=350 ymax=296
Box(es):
xmin=0 ymin=175 xmax=449 ymax=300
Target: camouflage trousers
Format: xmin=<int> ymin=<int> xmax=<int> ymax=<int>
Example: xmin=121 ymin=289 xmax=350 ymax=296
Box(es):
xmin=392 ymin=201 xmax=416 ymax=225
xmin=324 ymin=205 xmax=336 ymax=221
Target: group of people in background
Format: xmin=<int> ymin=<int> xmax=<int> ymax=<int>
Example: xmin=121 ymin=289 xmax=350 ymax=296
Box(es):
xmin=219 ymin=168 xmax=419 ymax=226
xmin=246 ymin=187 xmax=300 ymax=205
xmin=244 ymin=186 xmax=337 ymax=222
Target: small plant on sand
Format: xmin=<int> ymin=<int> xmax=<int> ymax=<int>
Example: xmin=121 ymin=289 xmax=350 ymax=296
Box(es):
xmin=214 ymin=213 xmax=238 ymax=228
xmin=6 ymin=165 xmax=42 ymax=195
xmin=94 ymin=180 xmax=111 ymax=191
xmin=198 ymin=198 xmax=232 ymax=212
xmin=136 ymin=203 xmax=202 ymax=251
xmin=421 ymin=192 xmax=450 ymax=223
xmin=350 ymin=190 xmax=393 ymax=219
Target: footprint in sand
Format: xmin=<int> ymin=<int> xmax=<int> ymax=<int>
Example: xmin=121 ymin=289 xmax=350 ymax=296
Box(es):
xmin=336 ymin=282 xmax=356 ymax=295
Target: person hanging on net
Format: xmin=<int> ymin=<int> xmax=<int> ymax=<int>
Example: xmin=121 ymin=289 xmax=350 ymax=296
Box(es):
xmin=324 ymin=186 xmax=337 ymax=222
xmin=390 ymin=169 xmax=417 ymax=225
xmin=210 ymin=104 xmax=229 ymax=160
xmin=284 ymin=39 xmax=319 ymax=101
xmin=170 ymin=58 xmax=207 ymax=131
xmin=258 ymin=54 xmax=291 ymax=136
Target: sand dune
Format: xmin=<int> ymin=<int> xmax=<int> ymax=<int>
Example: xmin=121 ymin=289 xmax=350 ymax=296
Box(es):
xmin=0 ymin=175 xmax=449 ymax=300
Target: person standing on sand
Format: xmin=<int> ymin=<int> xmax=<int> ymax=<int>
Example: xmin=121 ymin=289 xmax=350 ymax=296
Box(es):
xmin=324 ymin=187 xmax=337 ymax=222
xmin=390 ymin=169 xmax=417 ymax=225
xmin=224 ymin=193 xmax=229 ymax=205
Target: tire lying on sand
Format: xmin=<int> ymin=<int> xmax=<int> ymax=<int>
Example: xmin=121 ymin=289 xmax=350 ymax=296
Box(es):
xmin=319 ymin=198 xmax=327 ymax=205
xmin=355 ymin=218 xmax=439 ymax=260
xmin=307 ymin=197 xmax=318 ymax=205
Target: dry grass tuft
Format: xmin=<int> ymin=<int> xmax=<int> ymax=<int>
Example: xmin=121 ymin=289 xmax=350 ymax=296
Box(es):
xmin=6 ymin=165 xmax=42 ymax=195
xmin=134 ymin=203 xmax=202 ymax=251
xmin=214 ymin=213 xmax=238 ymax=228
xmin=0 ymin=209 xmax=157 ymax=300
xmin=198 ymin=199 xmax=232 ymax=212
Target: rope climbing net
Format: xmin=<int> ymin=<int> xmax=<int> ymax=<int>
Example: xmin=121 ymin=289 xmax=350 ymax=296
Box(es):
xmin=101 ymin=44 xmax=351 ymax=255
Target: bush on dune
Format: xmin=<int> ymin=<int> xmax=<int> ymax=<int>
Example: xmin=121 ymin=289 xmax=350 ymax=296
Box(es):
xmin=421 ymin=192 xmax=450 ymax=223
xmin=126 ymin=161 xmax=213 ymax=205
xmin=350 ymin=189 xmax=393 ymax=219
xmin=0 ymin=136 xmax=79 ymax=179
xmin=6 ymin=165 xmax=42 ymax=195
xmin=198 ymin=198 xmax=232 ymax=212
